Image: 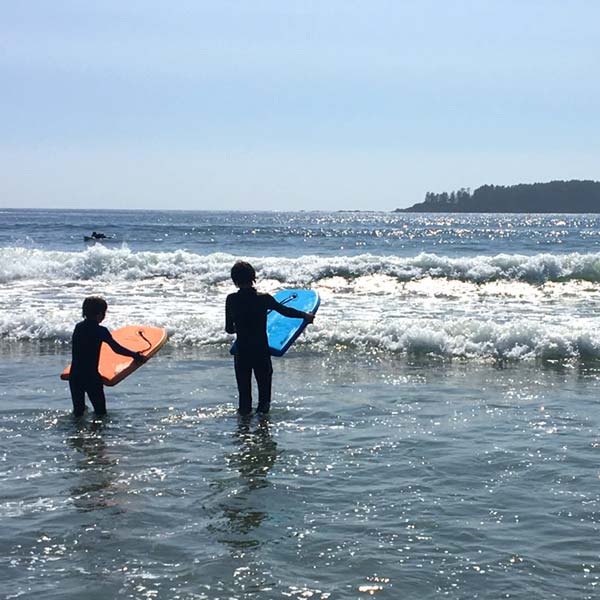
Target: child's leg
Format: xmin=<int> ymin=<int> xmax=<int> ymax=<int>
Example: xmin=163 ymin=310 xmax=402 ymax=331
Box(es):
xmin=87 ymin=379 xmax=107 ymax=416
xmin=69 ymin=379 xmax=86 ymax=417
xmin=255 ymin=355 xmax=273 ymax=414
xmin=234 ymin=355 xmax=253 ymax=415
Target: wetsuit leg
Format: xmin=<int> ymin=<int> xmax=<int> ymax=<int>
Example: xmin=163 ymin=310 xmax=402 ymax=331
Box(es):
xmin=234 ymin=355 xmax=253 ymax=415
xmin=87 ymin=378 xmax=107 ymax=416
xmin=69 ymin=378 xmax=86 ymax=417
xmin=254 ymin=355 xmax=273 ymax=414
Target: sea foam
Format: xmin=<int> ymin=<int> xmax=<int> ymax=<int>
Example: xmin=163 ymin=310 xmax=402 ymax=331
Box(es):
xmin=2 ymin=306 xmax=599 ymax=362
xmin=3 ymin=246 xmax=600 ymax=362
xmin=3 ymin=246 xmax=600 ymax=285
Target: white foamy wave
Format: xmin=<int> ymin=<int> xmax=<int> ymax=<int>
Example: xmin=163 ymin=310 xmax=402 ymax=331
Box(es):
xmin=3 ymin=244 xmax=599 ymax=362
xmin=0 ymin=310 xmax=73 ymax=342
xmin=305 ymin=317 xmax=600 ymax=361
xmin=0 ymin=246 xmax=235 ymax=284
xmin=2 ymin=306 xmax=599 ymax=362
xmin=3 ymin=246 xmax=600 ymax=285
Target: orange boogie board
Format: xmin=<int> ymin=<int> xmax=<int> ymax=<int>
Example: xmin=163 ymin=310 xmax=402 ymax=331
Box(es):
xmin=61 ymin=325 xmax=168 ymax=387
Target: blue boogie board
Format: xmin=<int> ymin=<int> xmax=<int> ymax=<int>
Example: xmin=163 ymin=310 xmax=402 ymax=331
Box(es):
xmin=230 ymin=289 xmax=320 ymax=357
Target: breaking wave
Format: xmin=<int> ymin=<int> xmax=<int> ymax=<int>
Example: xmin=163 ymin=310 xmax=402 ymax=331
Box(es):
xmin=2 ymin=309 xmax=599 ymax=362
xmin=3 ymin=245 xmax=600 ymax=362
xmin=3 ymin=246 xmax=600 ymax=285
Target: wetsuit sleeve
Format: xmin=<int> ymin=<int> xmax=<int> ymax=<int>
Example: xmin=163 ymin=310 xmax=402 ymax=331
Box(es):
xmin=266 ymin=294 xmax=310 ymax=319
xmin=100 ymin=327 xmax=141 ymax=359
xmin=225 ymin=295 xmax=236 ymax=334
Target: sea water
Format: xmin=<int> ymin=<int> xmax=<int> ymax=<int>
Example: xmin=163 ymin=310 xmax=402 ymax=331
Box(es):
xmin=1 ymin=209 xmax=599 ymax=599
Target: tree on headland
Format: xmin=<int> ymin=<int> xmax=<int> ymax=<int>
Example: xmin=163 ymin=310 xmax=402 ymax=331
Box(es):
xmin=396 ymin=180 xmax=600 ymax=213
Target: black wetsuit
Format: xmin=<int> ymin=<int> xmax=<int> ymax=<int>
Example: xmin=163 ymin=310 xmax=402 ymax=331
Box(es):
xmin=69 ymin=319 xmax=138 ymax=417
xmin=225 ymin=288 xmax=307 ymax=415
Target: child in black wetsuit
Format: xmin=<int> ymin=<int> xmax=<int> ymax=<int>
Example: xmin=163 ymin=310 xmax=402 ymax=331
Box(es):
xmin=225 ymin=261 xmax=315 ymax=416
xmin=69 ymin=296 xmax=146 ymax=417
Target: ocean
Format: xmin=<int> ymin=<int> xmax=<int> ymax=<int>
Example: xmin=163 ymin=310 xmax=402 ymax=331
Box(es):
xmin=1 ymin=208 xmax=599 ymax=599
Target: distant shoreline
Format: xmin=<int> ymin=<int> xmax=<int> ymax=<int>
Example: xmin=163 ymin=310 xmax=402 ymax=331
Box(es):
xmin=396 ymin=180 xmax=600 ymax=213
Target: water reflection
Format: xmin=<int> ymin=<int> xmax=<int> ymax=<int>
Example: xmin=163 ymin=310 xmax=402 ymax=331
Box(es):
xmin=68 ymin=419 xmax=121 ymax=513
xmin=214 ymin=417 xmax=278 ymax=549
xmin=231 ymin=416 xmax=277 ymax=490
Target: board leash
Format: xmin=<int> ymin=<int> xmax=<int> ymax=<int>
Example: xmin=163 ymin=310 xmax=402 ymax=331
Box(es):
xmin=137 ymin=330 xmax=153 ymax=353
xmin=266 ymin=292 xmax=298 ymax=315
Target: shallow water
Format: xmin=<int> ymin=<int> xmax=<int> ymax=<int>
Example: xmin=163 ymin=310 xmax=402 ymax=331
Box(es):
xmin=2 ymin=347 xmax=600 ymax=599
xmin=2 ymin=209 xmax=600 ymax=598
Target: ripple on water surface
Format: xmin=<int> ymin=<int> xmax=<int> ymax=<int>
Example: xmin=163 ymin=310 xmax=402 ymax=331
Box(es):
xmin=1 ymin=354 xmax=600 ymax=598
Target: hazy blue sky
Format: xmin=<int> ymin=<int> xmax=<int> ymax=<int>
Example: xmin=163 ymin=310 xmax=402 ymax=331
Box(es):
xmin=1 ymin=1 xmax=598 ymax=210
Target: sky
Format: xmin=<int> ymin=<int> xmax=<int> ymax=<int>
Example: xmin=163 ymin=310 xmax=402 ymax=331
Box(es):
xmin=1 ymin=0 xmax=599 ymax=211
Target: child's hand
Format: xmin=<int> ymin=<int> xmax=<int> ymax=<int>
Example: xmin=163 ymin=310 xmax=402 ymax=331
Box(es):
xmin=304 ymin=312 xmax=315 ymax=324
xmin=134 ymin=352 xmax=148 ymax=363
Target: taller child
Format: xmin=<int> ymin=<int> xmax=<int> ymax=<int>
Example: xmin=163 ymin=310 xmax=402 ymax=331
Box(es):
xmin=225 ymin=261 xmax=315 ymax=416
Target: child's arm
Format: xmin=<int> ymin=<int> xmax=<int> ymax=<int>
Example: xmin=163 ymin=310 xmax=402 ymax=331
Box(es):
xmin=225 ymin=295 xmax=236 ymax=334
xmin=103 ymin=331 xmax=147 ymax=363
xmin=269 ymin=297 xmax=315 ymax=323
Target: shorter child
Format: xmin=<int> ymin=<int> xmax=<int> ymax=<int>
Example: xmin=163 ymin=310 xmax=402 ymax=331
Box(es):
xmin=225 ymin=261 xmax=315 ymax=416
xmin=69 ymin=296 xmax=146 ymax=417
